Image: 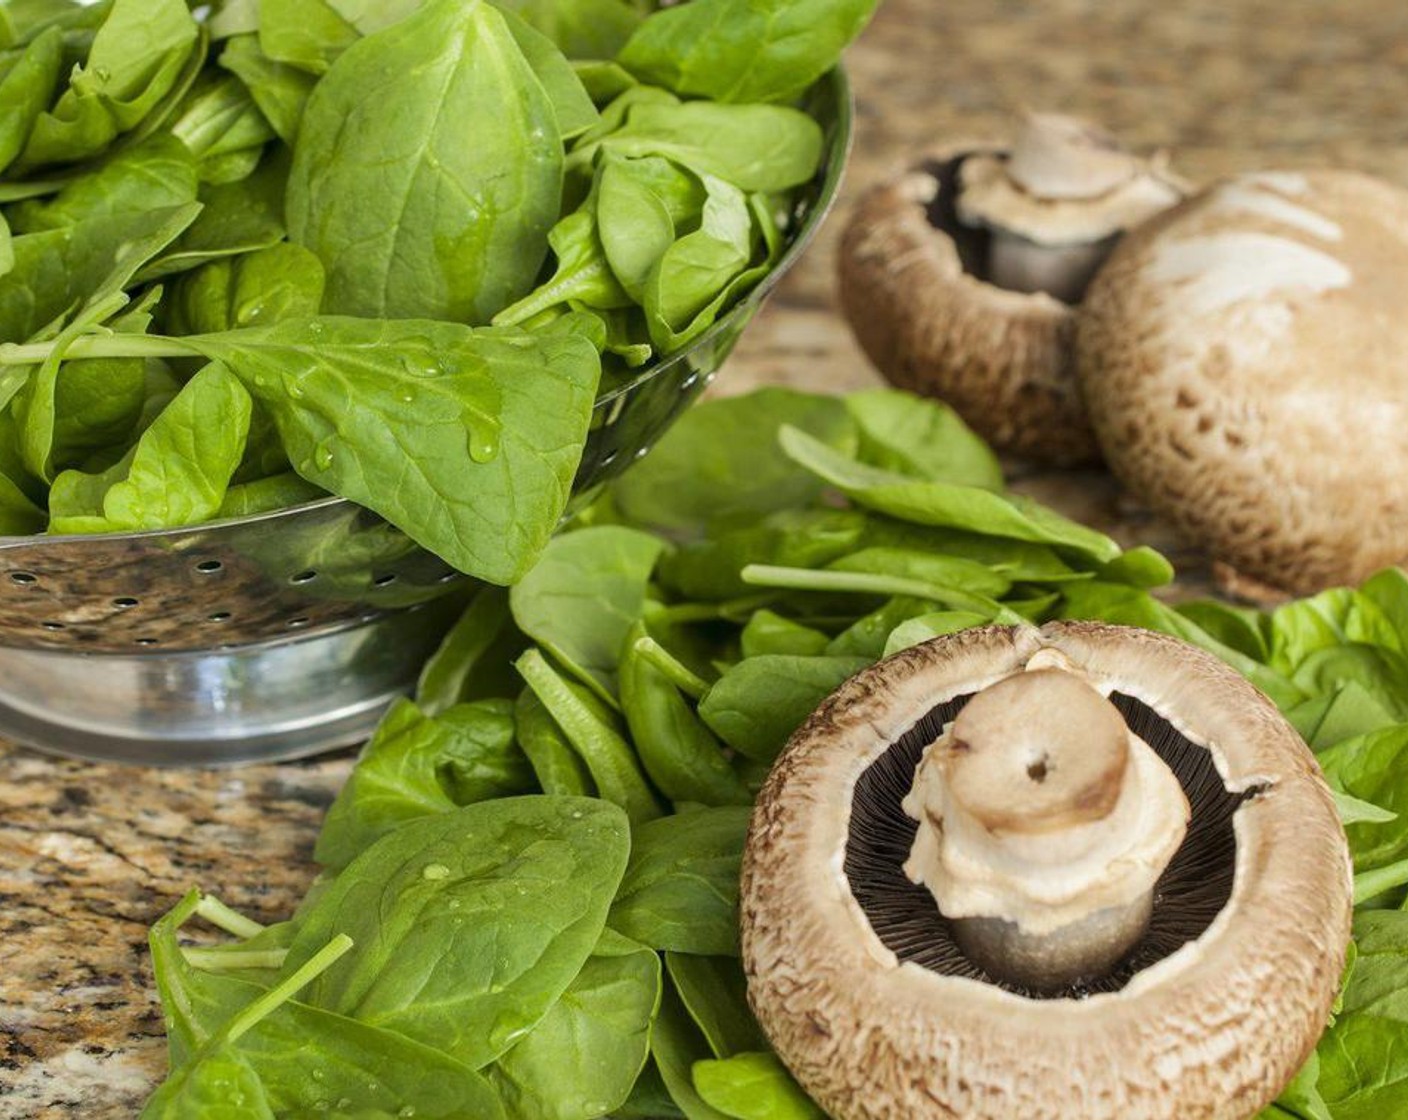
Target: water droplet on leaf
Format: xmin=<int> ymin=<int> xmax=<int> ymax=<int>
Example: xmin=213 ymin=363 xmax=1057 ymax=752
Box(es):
xmin=313 ymin=442 xmax=335 ymax=471
xmin=422 ymin=863 xmax=450 ymax=881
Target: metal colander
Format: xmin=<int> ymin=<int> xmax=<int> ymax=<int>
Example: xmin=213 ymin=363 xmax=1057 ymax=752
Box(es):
xmin=0 ymin=72 xmax=853 ymax=766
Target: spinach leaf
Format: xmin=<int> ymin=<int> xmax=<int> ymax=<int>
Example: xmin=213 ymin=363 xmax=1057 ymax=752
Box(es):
xmin=780 ymin=425 xmax=1122 ymax=564
xmin=314 ymin=696 xmax=533 ymax=871
xmin=0 ymin=26 xmax=63 ymax=174
xmin=288 ymin=796 xmax=631 ymax=1070
xmin=574 ymin=99 xmax=824 ymax=193
xmin=651 ymin=983 xmax=732 ymax=1120
xmin=96 ymin=360 xmax=252 ymax=531
xmin=698 ymin=654 xmax=871 ymax=762
xmin=664 ymin=953 xmax=767 ymax=1059
xmin=147 ymin=891 xmax=506 ymax=1119
xmin=216 ymin=471 xmax=325 ymax=517
xmin=883 ymin=610 xmax=993 ymax=656
xmin=1058 ymin=580 xmax=1305 ymax=710
xmin=607 ymin=805 xmax=752 ymax=956
xmin=643 ymin=173 xmax=759 ymax=352
xmin=828 ymin=547 xmax=1012 ymax=601
xmin=693 ymin=1052 xmax=825 ymax=1120
xmin=597 ymin=153 xmax=706 ymax=303
xmin=417 ymin=586 xmax=526 ymax=715
xmin=1319 ymin=726 xmax=1408 ymax=872
xmin=517 ymin=647 xmax=663 ymax=823
xmin=489 ymin=929 xmax=660 ymax=1120
xmin=613 ymin=388 xmax=857 ymax=533
xmin=659 ymin=508 xmax=868 ymax=601
xmin=17 ymin=0 xmax=200 ymax=171
xmin=177 ymin=316 xmax=600 ymax=583
xmin=510 ymin=525 xmax=666 ymax=701
xmin=167 ymin=241 xmax=323 ymax=335
xmin=0 ymin=469 xmax=43 ymax=533
xmin=826 ymin=596 xmax=939 ymax=659
xmin=739 ymin=611 xmax=831 ymax=659
xmin=617 ymin=0 xmax=875 ymax=104
xmin=217 ymin=34 xmax=317 ymax=143
xmin=621 ymin=620 xmax=752 ymax=808
xmin=515 ymin=687 xmax=595 ymax=797
xmin=844 ymin=387 xmax=1004 ymax=491
xmin=287 ymin=0 xmax=564 ymax=323
xmin=494 ymin=0 xmax=642 ymax=59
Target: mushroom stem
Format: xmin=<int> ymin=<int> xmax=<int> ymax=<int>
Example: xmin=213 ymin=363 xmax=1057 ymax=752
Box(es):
xmin=901 ymin=662 xmax=1190 ymax=990
xmin=954 ymin=113 xmax=1184 ymax=304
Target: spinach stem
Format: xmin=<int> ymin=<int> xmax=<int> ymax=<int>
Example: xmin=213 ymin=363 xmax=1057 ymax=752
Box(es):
xmin=195 ymin=894 xmax=266 ymax=939
xmin=182 ymin=947 xmax=288 ymax=972
xmin=1354 ymin=858 xmax=1408 ymax=905
xmin=740 ymin=564 xmax=1016 ymax=623
xmin=633 ymin=635 xmax=710 ymax=700
xmin=223 ymin=934 xmax=354 ymax=1045
xmin=0 ymin=333 xmax=201 ymax=365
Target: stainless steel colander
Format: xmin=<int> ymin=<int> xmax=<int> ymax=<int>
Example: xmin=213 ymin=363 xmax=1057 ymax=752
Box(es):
xmin=0 ymin=72 xmax=853 ymax=766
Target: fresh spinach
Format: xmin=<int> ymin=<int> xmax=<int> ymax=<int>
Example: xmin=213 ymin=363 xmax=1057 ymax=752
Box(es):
xmin=618 ymin=0 xmax=876 ymax=104
xmin=607 ymin=806 xmax=752 ymax=956
xmin=286 ymin=0 xmax=566 ymax=323
xmin=693 ymin=1052 xmax=825 ymax=1120
xmin=288 ymin=796 xmax=631 ymax=1069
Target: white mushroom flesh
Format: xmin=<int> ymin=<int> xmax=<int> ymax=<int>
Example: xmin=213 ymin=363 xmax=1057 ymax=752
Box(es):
xmin=901 ymin=663 xmax=1190 ymax=939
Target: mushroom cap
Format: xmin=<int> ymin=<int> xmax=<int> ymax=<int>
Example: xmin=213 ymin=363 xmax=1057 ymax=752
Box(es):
xmin=741 ymin=622 xmax=1352 ymax=1120
xmin=837 ymin=148 xmax=1099 ymax=466
xmin=1076 ymin=169 xmax=1408 ymax=595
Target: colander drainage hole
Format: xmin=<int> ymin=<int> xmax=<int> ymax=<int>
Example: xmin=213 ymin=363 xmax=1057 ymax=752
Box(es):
xmin=41 ymin=621 xmax=65 ymax=631
xmin=287 ymin=617 xmax=310 ymax=629
xmin=372 ymin=573 xmax=398 ymax=587
xmin=195 ymin=560 xmax=223 ymax=574
xmin=135 ymin=638 xmax=159 ymax=647
xmin=113 ymin=597 xmax=139 ymax=609
xmin=290 ymin=570 xmax=318 ymax=584
xmin=9 ymin=572 xmax=37 ymax=586
xmin=209 ymin=612 xmax=231 ymax=623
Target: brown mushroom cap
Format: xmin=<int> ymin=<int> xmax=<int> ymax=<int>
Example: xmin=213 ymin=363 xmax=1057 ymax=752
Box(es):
xmin=1076 ymin=169 xmax=1408 ymax=595
xmin=741 ymin=622 xmax=1352 ymax=1120
xmin=837 ymin=147 xmax=1097 ymax=465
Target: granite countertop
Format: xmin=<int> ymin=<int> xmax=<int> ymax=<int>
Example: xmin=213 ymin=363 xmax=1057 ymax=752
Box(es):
xmin=5 ymin=2 xmax=1408 ymax=1115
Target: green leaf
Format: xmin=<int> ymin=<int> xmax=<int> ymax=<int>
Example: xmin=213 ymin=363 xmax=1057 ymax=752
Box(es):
xmin=287 ymin=0 xmax=564 ymax=323
xmin=664 ymin=953 xmax=767 ymax=1059
xmin=620 ymin=621 xmax=752 ymax=808
xmin=699 ymin=654 xmax=869 ymax=763
xmin=883 ymin=610 xmax=994 ymax=657
xmin=515 ymin=687 xmax=595 ymax=797
xmin=493 ymin=0 xmax=642 ymax=59
xmin=144 ymin=890 xmax=505 ymax=1119
xmin=693 ymin=1052 xmax=825 ymax=1120
xmin=607 ymin=806 xmax=752 ymax=955
xmin=509 ymin=525 xmax=666 ymax=701
xmin=516 ymin=647 xmax=663 ymax=824
xmin=779 ymin=424 xmax=1121 ymax=564
xmin=613 ymin=389 xmax=857 ymax=533
xmin=0 ymin=26 xmax=63 ymax=173
xmin=573 ymin=98 xmax=823 ymax=192
xmin=18 ymin=0 xmax=201 ymax=170
xmin=0 ymin=468 xmax=43 ymax=533
xmin=167 ymin=241 xmax=324 ymax=336
xmin=844 ymin=388 xmax=1004 ymax=491
xmin=651 ymin=983 xmax=732 ymax=1120
xmin=288 ymin=796 xmax=631 ymax=1070
xmin=185 ymin=316 xmax=600 ymax=584
xmin=489 ymin=929 xmax=661 ymax=1120
xmin=1319 ymin=726 xmax=1408 ymax=872
xmin=98 ymin=361 xmax=252 ymax=530
xmin=218 ymin=33 xmax=317 ymax=143
xmin=314 ymin=697 xmax=534 ymax=871
xmin=739 ymin=611 xmax=830 ymax=659
xmin=417 ymin=586 xmax=526 ymax=715
xmin=617 ymin=0 xmax=876 ymax=104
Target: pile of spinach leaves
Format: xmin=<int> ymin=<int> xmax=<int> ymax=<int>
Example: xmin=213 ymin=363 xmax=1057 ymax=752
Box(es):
xmin=0 ymin=0 xmax=869 ymax=581
xmin=147 ymin=386 xmax=1408 ymax=1119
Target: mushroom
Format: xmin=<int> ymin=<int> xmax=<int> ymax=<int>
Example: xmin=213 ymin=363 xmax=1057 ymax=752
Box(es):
xmin=742 ymin=622 xmax=1351 ymax=1120
xmin=1076 ymin=169 xmax=1408 ymax=596
xmin=837 ymin=114 xmax=1187 ymax=465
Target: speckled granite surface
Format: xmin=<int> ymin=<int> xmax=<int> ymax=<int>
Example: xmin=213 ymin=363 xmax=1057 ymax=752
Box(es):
xmin=5 ymin=1 xmax=1408 ymax=1115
